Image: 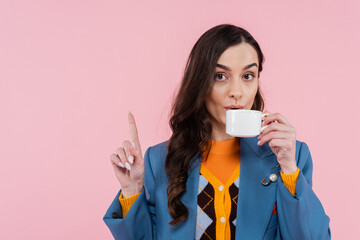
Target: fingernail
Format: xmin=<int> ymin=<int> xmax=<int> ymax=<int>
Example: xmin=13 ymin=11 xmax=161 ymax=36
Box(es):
xmin=118 ymin=162 xmax=124 ymax=168
xmin=125 ymin=162 xmax=131 ymax=170
xmin=131 ymin=141 xmax=136 ymax=150
xmin=128 ymin=155 xmax=134 ymax=164
xmin=257 ymin=140 xmax=261 ymax=145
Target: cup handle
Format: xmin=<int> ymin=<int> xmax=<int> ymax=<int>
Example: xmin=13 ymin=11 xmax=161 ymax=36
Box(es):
xmin=260 ymin=113 xmax=270 ymax=132
xmin=262 ymin=113 xmax=270 ymax=118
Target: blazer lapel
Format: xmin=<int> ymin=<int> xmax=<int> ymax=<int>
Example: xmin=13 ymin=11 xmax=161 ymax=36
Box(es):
xmin=235 ymin=136 xmax=279 ymax=239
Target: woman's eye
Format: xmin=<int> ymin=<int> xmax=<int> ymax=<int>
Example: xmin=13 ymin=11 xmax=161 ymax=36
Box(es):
xmin=244 ymin=73 xmax=255 ymax=80
xmin=215 ymin=73 xmax=226 ymax=81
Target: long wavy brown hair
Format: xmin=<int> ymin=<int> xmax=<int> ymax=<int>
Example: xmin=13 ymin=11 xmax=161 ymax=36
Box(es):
xmin=165 ymin=24 xmax=266 ymax=226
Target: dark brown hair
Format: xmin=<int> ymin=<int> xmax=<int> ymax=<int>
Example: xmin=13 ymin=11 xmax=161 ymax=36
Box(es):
xmin=166 ymin=24 xmax=265 ymax=226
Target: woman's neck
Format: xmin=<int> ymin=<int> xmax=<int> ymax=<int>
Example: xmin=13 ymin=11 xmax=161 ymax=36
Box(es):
xmin=210 ymin=124 xmax=235 ymax=141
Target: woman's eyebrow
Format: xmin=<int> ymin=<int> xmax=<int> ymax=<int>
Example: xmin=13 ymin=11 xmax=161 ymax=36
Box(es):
xmin=216 ymin=63 xmax=258 ymax=71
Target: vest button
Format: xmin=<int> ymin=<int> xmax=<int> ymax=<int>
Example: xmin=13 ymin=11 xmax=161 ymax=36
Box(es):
xmin=220 ymin=217 xmax=225 ymax=223
xmin=219 ymin=185 xmax=224 ymax=191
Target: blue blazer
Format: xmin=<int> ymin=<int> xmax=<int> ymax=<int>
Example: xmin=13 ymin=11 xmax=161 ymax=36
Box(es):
xmin=104 ymin=137 xmax=331 ymax=239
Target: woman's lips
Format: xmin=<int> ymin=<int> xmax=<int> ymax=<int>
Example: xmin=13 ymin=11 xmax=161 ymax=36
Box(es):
xmin=224 ymin=105 xmax=244 ymax=110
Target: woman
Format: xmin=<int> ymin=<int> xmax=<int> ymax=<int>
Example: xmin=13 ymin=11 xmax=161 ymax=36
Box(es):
xmin=104 ymin=24 xmax=331 ymax=239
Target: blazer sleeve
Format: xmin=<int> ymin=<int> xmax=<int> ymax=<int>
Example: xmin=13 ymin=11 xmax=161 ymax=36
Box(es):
xmin=103 ymin=146 xmax=156 ymax=240
xmin=276 ymin=141 xmax=331 ymax=239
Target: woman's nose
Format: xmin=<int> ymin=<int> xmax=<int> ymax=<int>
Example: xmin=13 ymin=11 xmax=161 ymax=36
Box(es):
xmin=228 ymin=80 xmax=243 ymax=100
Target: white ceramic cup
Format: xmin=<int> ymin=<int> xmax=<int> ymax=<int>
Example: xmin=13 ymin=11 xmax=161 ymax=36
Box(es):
xmin=226 ymin=109 xmax=270 ymax=137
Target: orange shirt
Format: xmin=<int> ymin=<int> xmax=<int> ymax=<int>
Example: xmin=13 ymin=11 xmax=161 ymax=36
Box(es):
xmin=201 ymin=137 xmax=241 ymax=184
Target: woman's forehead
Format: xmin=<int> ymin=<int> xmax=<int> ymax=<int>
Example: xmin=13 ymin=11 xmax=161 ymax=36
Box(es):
xmin=217 ymin=43 xmax=258 ymax=69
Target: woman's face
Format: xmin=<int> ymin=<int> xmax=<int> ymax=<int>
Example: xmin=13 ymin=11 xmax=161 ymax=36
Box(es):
xmin=205 ymin=43 xmax=259 ymax=136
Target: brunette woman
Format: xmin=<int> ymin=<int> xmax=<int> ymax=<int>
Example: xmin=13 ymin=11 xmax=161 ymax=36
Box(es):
xmin=104 ymin=24 xmax=331 ymax=240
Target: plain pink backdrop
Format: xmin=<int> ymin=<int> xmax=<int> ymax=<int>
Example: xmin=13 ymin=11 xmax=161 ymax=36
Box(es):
xmin=1 ymin=0 xmax=359 ymax=239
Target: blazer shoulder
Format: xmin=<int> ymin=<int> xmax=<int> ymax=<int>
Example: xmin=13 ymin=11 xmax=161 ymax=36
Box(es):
xmin=147 ymin=140 xmax=169 ymax=158
xmin=144 ymin=140 xmax=169 ymax=173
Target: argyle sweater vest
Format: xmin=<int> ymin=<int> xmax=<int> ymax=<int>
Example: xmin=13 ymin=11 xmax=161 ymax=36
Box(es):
xmin=195 ymin=163 xmax=240 ymax=240
xmin=195 ymin=169 xmax=239 ymax=240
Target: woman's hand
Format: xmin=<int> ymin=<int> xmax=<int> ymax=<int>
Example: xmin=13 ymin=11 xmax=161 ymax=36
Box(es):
xmin=109 ymin=112 xmax=145 ymax=198
xmin=257 ymin=112 xmax=298 ymax=174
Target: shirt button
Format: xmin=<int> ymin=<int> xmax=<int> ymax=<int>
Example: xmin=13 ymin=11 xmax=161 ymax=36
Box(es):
xmin=220 ymin=217 xmax=225 ymax=223
xmin=219 ymin=185 xmax=224 ymax=191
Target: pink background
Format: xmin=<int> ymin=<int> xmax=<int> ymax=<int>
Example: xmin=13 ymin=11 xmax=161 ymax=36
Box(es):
xmin=1 ymin=0 xmax=359 ymax=239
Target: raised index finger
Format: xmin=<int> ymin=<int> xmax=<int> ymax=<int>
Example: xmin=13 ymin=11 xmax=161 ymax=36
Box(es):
xmin=128 ymin=111 xmax=141 ymax=151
